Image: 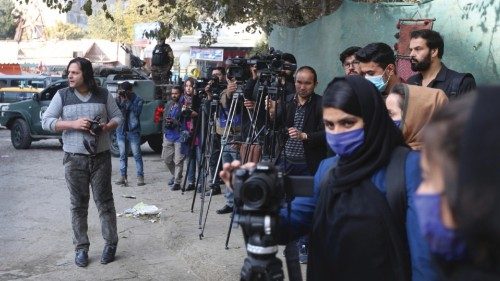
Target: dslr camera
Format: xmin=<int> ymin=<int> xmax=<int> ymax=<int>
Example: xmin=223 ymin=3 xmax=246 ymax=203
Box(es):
xmin=164 ymin=117 xmax=176 ymax=130
xmin=88 ymin=115 xmax=103 ymax=135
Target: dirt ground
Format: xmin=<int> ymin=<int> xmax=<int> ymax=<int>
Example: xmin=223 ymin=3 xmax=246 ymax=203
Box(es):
xmin=0 ymin=128 xmax=302 ymax=281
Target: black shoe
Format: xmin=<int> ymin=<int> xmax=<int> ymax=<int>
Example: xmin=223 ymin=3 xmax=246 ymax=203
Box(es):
xmin=171 ymin=183 xmax=181 ymax=191
xmin=205 ymin=185 xmax=221 ymax=196
xmin=216 ymin=205 xmax=233 ymax=214
xmin=75 ymin=249 xmax=88 ymax=267
xmin=100 ymin=245 xmax=117 ymax=264
xmin=185 ymin=183 xmax=195 ymax=191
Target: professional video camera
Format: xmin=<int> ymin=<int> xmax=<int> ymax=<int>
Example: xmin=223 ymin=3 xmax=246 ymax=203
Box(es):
xmin=232 ymin=162 xmax=313 ymax=281
xmin=226 ymin=57 xmax=252 ymax=83
xmin=196 ymin=76 xmax=227 ymax=100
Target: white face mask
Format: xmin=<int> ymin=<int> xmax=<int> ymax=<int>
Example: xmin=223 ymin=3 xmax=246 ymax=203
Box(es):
xmin=365 ymin=68 xmax=391 ymax=92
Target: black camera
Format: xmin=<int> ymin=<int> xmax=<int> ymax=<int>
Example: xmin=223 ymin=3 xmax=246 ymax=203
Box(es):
xmin=226 ymin=57 xmax=251 ymax=83
xmin=89 ymin=115 xmax=103 ymax=135
xmin=182 ymin=107 xmax=193 ymax=118
xmin=164 ymin=117 xmax=176 ymax=130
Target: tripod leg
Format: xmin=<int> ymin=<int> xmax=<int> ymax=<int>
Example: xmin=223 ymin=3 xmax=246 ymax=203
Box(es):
xmin=224 ymin=207 xmax=237 ymax=249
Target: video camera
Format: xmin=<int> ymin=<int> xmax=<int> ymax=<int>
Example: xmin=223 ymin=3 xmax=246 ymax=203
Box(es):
xmin=226 ymin=58 xmax=252 ymax=83
xmin=231 ymin=162 xmax=313 ymax=281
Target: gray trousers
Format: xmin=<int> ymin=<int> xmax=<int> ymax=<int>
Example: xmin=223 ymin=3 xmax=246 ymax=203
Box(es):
xmin=161 ymin=139 xmax=185 ymax=184
xmin=64 ymin=151 xmax=118 ymax=251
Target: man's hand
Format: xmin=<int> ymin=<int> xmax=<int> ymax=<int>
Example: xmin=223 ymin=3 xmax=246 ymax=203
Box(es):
xmin=244 ymin=99 xmax=255 ymax=110
xmin=250 ymin=65 xmax=258 ymax=80
xmin=190 ymin=111 xmax=198 ymax=118
xmin=219 ymin=160 xmax=256 ymax=191
xmin=227 ymin=80 xmax=237 ymax=96
xmin=288 ymin=127 xmax=307 ymax=140
xmin=73 ymin=118 xmax=92 ymax=132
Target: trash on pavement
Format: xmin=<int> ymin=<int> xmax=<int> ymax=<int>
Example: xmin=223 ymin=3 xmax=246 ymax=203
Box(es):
xmin=121 ymin=195 xmax=137 ymax=199
xmin=121 ymin=202 xmax=161 ymax=222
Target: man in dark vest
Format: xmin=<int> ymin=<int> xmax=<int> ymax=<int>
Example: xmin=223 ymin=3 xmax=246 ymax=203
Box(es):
xmin=42 ymin=57 xmax=123 ymax=267
xmin=407 ymin=29 xmax=476 ymax=99
xmin=151 ymin=36 xmax=174 ymax=85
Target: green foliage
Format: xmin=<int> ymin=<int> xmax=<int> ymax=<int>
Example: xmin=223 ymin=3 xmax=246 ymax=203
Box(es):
xmin=0 ymin=0 xmax=17 ymax=39
xmin=46 ymin=21 xmax=87 ymax=40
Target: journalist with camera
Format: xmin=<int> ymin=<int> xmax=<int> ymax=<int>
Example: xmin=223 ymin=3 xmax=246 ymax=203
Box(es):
xmin=184 ymin=77 xmax=203 ymax=190
xmin=114 ymin=81 xmax=145 ymax=187
xmin=41 ymin=57 xmax=123 ymax=267
xmin=162 ymin=86 xmax=190 ymax=191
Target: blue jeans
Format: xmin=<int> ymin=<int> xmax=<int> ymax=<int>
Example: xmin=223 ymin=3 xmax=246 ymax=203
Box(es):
xmin=187 ymin=146 xmax=201 ymax=184
xmin=222 ymin=145 xmax=240 ymax=207
xmin=117 ymin=132 xmax=144 ymax=177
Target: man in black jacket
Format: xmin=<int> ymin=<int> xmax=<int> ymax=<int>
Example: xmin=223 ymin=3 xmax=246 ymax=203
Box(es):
xmin=407 ymin=29 xmax=476 ymax=99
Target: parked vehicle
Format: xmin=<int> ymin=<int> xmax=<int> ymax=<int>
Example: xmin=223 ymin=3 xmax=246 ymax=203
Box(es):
xmin=0 ymin=75 xmax=56 ymax=90
xmin=0 ymin=70 xmax=164 ymax=156
xmin=0 ymin=87 xmax=41 ymax=106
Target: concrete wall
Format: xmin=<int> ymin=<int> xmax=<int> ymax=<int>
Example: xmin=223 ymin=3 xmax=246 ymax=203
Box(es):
xmin=270 ymin=0 xmax=500 ymax=94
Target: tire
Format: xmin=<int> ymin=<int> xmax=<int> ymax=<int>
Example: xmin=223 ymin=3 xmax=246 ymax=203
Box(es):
xmin=147 ymin=135 xmax=163 ymax=153
xmin=11 ymin=119 xmax=32 ymax=149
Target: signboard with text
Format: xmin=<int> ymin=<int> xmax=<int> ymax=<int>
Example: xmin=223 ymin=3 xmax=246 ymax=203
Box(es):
xmin=190 ymin=48 xmax=224 ymax=62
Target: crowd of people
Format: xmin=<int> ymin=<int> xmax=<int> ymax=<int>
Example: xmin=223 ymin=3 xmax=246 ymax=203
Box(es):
xmin=41 ymin=29 xmax=500 ymax=281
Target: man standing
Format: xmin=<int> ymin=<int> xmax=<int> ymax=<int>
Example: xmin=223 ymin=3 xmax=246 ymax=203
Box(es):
xmin=151 ymin=36 xmax=174 ymax=85
xmin=162 ymin=86 xmax=187 ymax=191
xmin=42 ymin=57 xmax=122 ymax=267
xmin=114 ymin=81 xmax=145 ymax=187
xmin=407 ymin=29 xmax=476 ymax=99
xmin=339 ymin=46 xmax=361 ymax=75
xmin=356 ymin=42 xmax=403 ymax=97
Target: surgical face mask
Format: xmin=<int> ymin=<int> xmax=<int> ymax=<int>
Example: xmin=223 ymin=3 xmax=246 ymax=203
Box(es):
xmin=326 ymin=128 xmax=364 ymax=157
xmin=393 ymin=119 xmax=402 ymax=129
xmin=414 ymin=194 xmax=467 ymax=261
xmin=365 ymin=69 xmax=390 ymax=92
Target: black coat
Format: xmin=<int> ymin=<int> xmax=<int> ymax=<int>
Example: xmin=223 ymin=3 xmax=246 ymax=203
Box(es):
xmin=283 ymin=93 xmax=327 ymax=174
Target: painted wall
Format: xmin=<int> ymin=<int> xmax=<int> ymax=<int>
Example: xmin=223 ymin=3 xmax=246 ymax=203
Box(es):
xmin=270 ymin=0 xmax=499 ymax=94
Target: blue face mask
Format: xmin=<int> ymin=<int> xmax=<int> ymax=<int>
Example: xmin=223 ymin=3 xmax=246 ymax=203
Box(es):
xmin=326 ymin=128 xmax=364 ymax=157
xmin=393 ymin=119 xmax=402 ymax=129
xmin=365 ymin=74 xmax=388 ymax=92
xmin=414 ymin=194 xmax=467 ymax=261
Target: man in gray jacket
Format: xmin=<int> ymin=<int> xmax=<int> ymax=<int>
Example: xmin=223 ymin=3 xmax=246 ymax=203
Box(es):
xmin=42 ymin=57 xmax=122 ymax=267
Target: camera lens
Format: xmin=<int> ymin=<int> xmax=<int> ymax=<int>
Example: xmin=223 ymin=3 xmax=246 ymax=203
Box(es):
xmin=242 ymin=179 xmax=266 ymax=209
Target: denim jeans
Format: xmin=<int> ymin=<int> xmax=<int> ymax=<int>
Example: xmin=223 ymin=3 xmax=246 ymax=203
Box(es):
xmin=117 ymin=132 xmax=144 ymax=177
xmin=222 ymin=144 xmax=240 ymax=207
xmin=187 ymin=146 xmax=201 ymax=184
xmin=64 ymin=151 xmax=118 ymax=250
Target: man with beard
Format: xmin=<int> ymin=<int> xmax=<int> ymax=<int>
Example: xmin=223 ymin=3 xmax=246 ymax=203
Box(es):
xmin=339 ymin=46 xmax=361 ymax=75
xmin=162 ymin=86 xmax=187 ymax=191
xmin=407 ymin=29 xmax=476 ymax=99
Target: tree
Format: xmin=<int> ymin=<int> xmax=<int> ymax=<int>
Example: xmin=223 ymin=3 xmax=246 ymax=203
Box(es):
xmin=46 ymin=21 xmax=86 ymax=40
xmin=0 ymin=0 xmax=17 ymax=39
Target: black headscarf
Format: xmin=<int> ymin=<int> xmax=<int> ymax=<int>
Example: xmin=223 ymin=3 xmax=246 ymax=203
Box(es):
xmin=328 ymin=76 xmax=406 ymax=191
xmin=455 ymin=86 xmax=500 ymax=278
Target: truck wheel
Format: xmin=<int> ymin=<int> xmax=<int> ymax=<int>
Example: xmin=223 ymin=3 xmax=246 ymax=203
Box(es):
xmin=11 ymin=119 xmax=32 ymax=149
xmin=148 ymin=135 xmax=163 ymax=153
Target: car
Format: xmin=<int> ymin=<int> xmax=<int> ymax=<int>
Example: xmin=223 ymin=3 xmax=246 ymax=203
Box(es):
xmin=0 ymin=75 xmax=54 ymax=90
xmin=0 ymin=71 xmax=165 ymax=156
xmin=0 ymin=87 xmax=41 ymax=106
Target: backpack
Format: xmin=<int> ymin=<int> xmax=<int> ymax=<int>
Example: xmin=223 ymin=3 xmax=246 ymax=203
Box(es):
xmin=151 ymin=44 xmax=172 ymax=67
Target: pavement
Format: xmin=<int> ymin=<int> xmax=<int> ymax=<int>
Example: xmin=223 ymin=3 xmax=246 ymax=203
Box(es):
xmin=0 ymin=128 xmax=281 ymax=281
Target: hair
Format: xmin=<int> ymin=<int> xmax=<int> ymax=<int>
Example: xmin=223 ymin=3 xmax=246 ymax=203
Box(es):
xmin=388 ymin=83 xmax=406 ymax=110
xmin=66 ymin=57 xmax=98 ymax=93
xmin=355 ymin=43 xmax=395 ymax=70
xmin=339 ymin=46 xmax=361 ymax=64
xmin=422 ymin=94 xmax=476 ymax=222
xmin=212 ymin=66 xmax=226 ymax=76
xmin=410 ymin=29 xmax=444 ymax=59
xmin=322 ymin=79 xmax=362 ymax=117
xmin=282 ymin=53 xmax=297 ymax=64
xmin=296 ymin=66 xmax=318 ymax=84
xmin=171 ymin=85 xmax=183 ymax=93
xmin=120 ymin=81 xmax=133 ymax=91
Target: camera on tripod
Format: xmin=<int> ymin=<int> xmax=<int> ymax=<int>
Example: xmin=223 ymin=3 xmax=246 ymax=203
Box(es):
xmin=226 ymin=58 xmax=252 ymax=83
xmin=196 ymin=76 xmax=227 ymax=100
xmin=231 ymin=162 xmax=314 ymax=281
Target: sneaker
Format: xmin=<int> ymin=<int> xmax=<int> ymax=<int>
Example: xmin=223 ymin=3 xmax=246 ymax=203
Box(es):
xmin=185 ymin=183 xmax=195 ymax=191
xmin=115 ymin=176 xmax=128 ymax=186
xmin=171 ymin=183 xmax=181 ymax=191
xmin=298 ymin=244 xmax=308 ymax=264
xmin=167 ymin=178 xmax=174 ymax=186
xmin=137 ymin=176 xmax=145 ymax=186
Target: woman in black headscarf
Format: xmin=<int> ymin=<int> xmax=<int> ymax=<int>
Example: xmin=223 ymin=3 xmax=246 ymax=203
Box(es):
xmin=416 ymin=86 xmax=500 ymax=280
xmin=305 ymin=76 xmax=435 ymax=281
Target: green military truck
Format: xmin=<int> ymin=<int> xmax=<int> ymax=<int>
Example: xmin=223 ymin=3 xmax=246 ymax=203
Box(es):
xmin=0 ymin=72 xmax=165 ymax=156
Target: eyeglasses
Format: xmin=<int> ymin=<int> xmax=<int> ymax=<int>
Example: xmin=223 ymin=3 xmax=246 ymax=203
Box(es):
xmin=343 ymin=61 xmax=360 ymax=69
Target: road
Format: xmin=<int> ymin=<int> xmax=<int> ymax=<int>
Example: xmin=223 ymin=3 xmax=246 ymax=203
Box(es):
xmin=0 ymin=128 xmax=264 ymax=281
